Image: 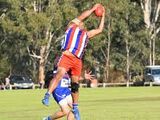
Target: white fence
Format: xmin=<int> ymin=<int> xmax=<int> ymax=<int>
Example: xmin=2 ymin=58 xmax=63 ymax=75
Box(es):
xmin=80 ymin=82 xmax=160 ymax=88
xmin=2 ymin=82 xmax=160 ymax=90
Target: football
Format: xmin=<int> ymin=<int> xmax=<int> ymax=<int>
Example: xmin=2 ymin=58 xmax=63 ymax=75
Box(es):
xmin=95 ymin=5 xmax=104 ymax=17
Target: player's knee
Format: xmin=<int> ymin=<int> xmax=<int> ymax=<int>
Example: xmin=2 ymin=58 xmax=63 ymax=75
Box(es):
xmin=61 ymin=108 xmax=70 ymax=116
xmin=71 ymin=82 xmax=79 ymax=93
xmin=62 ymin=111 xmax=68 ymax=116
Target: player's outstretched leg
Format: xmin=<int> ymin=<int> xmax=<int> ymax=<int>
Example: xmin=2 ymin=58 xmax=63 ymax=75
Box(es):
xmin=42 ymin=92 xmax=50 ymax=106
xmin=72 ymin=103 xmax=80 ymax=120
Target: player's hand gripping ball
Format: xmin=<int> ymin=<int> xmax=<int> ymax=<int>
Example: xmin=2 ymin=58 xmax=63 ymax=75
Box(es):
xmin=95 ymin=4 xmax=104 ymax=17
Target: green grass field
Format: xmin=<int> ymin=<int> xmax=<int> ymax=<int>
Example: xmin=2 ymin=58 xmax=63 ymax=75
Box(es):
xmin=0 ymin=87 xmax=160 ymax=120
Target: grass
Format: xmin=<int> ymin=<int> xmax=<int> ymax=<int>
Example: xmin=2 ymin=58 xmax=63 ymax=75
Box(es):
xmin=0 ymin=87 xmax=160 ymax=120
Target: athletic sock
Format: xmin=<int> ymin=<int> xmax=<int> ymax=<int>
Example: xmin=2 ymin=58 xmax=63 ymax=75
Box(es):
xmin=45 ymin=92 xmax=50 ymax=98
xmin=73 ymin=103 xmax=78 ymax=108
xmin=47 ymin=91 xmax=51 ymax=95
xmin=47 ymin=116 xmax=52 ymax=120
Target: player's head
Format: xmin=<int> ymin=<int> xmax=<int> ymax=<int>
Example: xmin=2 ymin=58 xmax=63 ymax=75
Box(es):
xmin=44 ymin=70 xmax=53 ymax=88
xmin=44 ymin=56 xmax=60 ymax=88
xmin=68 ymin=18 xmax=85 ymax=29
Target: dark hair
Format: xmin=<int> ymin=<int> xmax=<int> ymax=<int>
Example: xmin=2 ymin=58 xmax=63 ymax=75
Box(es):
xmin=44 ymin=56 xmax=60 ymax=88
xmin=44 ymin=70 xmax=53 ymax=88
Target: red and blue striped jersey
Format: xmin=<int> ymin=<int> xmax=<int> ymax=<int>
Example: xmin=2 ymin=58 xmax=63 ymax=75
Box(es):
xmin=61 ymin=25 xmax=89 ymax=58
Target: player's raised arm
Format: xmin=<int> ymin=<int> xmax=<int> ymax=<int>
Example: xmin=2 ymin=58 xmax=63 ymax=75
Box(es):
xmin=77 ymin=4 xmax=102 ymax=21
xmin=87 ymin=6 xmax=105 ymax=38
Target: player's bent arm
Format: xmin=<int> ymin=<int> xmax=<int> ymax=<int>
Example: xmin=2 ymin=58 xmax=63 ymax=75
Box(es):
xmin=77 ymin=4 xmax=101 ymax=21
xmin=87 ymin=29 xmax=102 ymax=38
xmin=87 ymin=10 xmax=105 ymax=38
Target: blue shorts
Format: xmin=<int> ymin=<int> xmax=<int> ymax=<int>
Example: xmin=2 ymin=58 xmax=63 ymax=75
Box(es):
xmin=52 ymin=88 xmax=71 ymax=104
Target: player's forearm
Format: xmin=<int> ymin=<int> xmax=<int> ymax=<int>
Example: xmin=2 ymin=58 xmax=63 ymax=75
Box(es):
xmin=77 ymin=8 xmax=95 ymax=21
xmin=98 ymin=14 xmax=105 ymax=32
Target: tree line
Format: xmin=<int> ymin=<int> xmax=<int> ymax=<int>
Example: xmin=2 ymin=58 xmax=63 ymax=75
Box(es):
xmin=0 ymin=0 xmax=160 ymax=83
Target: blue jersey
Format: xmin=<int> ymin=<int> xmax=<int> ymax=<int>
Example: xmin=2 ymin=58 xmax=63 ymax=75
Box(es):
xmin=52 ymin=70 xmax=71 ymax=103
xmin=53 ymin=70 xmax=71 ymax=88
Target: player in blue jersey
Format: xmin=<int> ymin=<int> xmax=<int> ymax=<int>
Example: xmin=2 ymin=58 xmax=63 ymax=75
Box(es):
xmin=43 ymin=61 xmax=94 ymax=120
xmin=43 ymin=67 xmax=74 ymax=120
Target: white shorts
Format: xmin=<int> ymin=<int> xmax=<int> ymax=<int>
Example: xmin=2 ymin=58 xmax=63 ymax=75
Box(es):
xmin=58 ymin=94 xmax=72 ymax=107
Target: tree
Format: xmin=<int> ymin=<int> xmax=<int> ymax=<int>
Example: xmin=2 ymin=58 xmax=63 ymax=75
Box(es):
xmin=1 ymin=0 xmax=158 ymax=84
xmin=140 ymin=0 xmax=160 ymax=65
xmin=0 ymin=0 xmax=78 ymax=83
xmin=102 ymin=0 xmax=146 ymax=83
